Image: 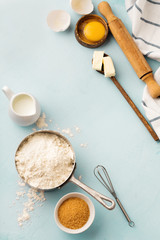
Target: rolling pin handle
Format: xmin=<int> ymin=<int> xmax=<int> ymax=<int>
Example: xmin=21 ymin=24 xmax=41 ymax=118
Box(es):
xmin=98 ymin=1 xmax=117 ymax=23
xmin=141 ymin=73 xmax=160 ymax=98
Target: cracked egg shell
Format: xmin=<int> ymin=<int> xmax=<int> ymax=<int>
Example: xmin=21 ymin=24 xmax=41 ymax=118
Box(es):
xmin=70 ymin=0 xmax=94 ymax=15
xmin=47 ymin=10 xmax=71 ymax=32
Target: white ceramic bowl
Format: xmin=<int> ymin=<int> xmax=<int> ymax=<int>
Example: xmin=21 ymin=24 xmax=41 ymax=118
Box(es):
xmin=54 ymin=192 xmax=95 ymax=234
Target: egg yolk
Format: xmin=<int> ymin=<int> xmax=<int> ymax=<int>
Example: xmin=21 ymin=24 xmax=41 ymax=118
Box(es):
xmin=84 ymin=21 xmax=106 ymax=42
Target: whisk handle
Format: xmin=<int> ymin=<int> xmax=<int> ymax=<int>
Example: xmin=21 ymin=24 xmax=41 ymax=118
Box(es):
xmin=69 ymin=175 xmax=115 ymax=210
xmin=116 ymin=198 xmax=135 ymax=227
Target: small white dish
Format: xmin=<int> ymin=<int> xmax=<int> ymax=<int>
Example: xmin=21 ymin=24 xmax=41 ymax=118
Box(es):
xmin=70 ymin=0 xmax=94 ymax=15
xmin=47 ymin=10 xmax=71 ymax=32
xmin=54 ymin=192 xmax=95 ymax=234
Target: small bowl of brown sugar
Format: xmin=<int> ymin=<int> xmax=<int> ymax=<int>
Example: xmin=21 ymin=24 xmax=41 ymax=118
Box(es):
xmin=54 ymin=192 xmax=95 ymax=234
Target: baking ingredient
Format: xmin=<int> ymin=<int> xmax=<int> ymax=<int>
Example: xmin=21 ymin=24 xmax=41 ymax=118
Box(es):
xmin=17 ymin=186 xmax=46 ymax=226
xmin=70 ymin=0 xmax=94 ymax=15
xmin=92 ymin=51 xmax=104 ymax=71
xmin=58 ymin=197 xmax=90 ymax=229
xmin=47 ymin=10 xmax=71 ymax=32
xmin=18 ymin=180 xmax=25 ymax=187
xmin=36 ymin=112 xmax=48 ymax=128
xmin=78 ymin=175 xmax=82 ymax=180
xmin=103 ymin=56 xmax=116 ymax=77
xmin=11 ymin=179 xmax=46 ymax=227
xmin=84 ymin=21 xmax=105 ymax=42
xmin=74 ymin=126 xmax=80 ymax=132
xmin=62 ymin=128 xmax=74 ymax=137
xmin=15 ymin=132 xmax=74 ymax=189
xmin=80 ymin=143 xmax=87 ymax=148
xmin=12 ymin=94 xmax=35 ymax=116
xmin=16 ymin=191 xmax=26 ymax=200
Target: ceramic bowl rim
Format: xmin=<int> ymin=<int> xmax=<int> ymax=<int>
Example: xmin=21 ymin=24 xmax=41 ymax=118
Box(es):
xmin=10 ymin=92 xmax=36 ymax=117
xmin=54 ymin=192 xmax=95 ymax=234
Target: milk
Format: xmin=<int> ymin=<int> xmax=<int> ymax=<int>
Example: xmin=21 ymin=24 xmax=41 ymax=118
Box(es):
xmin=12 ymin=94 xmax=35 ymax=116
xmin=2 ymin=86 xmax=41 ymax=126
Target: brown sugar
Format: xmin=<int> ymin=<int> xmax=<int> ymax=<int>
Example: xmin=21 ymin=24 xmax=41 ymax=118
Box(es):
xmin=58 ymin=197 xmax=90 ymax=229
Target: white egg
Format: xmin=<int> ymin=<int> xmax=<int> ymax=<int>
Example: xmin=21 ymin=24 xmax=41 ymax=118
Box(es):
xmin=47 ymin=10 xmax=71 ymax=32
xmin=70 ymin=0 xmax=94 ymax=15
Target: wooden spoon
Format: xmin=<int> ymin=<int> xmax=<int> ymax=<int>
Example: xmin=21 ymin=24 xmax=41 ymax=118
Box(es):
xmin=93 ymin=54 xmax=159 ymax=141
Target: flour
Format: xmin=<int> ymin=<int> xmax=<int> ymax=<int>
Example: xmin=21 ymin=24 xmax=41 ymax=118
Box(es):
xmin=16 ymin=191 xmax=26 ymax=200
xmin=36 ymin=112 xmax=48 ymax=128
xmin=74 ymin=126 xmax=80 ymax=133
xmin=62 ymin=128 xmax=74 ymax=137
xmin=80 ymin=143 xmax=88 ymax=148
xmin=17 ymin=186 xmax=46 ymax=227
xmin=15 ymin=132 xmax=74 ymax=189
xmin=61 ymin=126 xmax=81 ymax=137
xmin=78 ymin=175 xmax=82 ymax=180
xmin=16 ymin=191 xmax=26 ymax=197
xmin=18 ymin=180 xmax=26 ymax=187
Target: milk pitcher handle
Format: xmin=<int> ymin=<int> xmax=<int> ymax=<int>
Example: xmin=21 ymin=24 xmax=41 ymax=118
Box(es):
xmin=2 ymin=86 xmax=14 ymax=100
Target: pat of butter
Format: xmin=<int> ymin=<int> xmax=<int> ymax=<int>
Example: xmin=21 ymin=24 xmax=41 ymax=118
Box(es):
xmin=103 ymin=56 xmax=115 ymax=77
xmin=92 ymin=51 xmax=104 ymax=71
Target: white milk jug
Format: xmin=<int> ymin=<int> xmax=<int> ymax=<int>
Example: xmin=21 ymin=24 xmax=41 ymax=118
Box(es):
xmin=2 ymin=86 xmax=41 ymax=126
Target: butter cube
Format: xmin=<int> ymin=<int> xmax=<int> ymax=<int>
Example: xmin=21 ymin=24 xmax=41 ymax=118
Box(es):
xmin=92 ymin=51 xmax=104 ymax=71
xmin=103 ymin=56 xmax=115 ymax=77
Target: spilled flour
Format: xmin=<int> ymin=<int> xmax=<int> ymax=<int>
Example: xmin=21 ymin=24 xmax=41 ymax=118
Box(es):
xmin=33 ymin=113 xmax=85 ymax=147
xmin=74 ymin=126 xmax=80 ymax=133
xmin=36 ymin=112 xmax=48 ymax=128
xmin=62 ymin=128 xmax=74 ymax=137
xmin=15 ymin=180 xmax=46 ymax=227
xmin=80 ymin=143 xmax=88 ymax=148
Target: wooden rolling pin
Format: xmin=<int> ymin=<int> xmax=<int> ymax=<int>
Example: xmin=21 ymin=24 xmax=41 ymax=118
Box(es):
xmin=98 ymin=1 xmax=160 ymax=98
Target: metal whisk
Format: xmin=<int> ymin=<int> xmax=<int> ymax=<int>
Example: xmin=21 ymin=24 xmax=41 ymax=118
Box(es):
xmin=94 ymin=165 xmax=135 ymax=227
